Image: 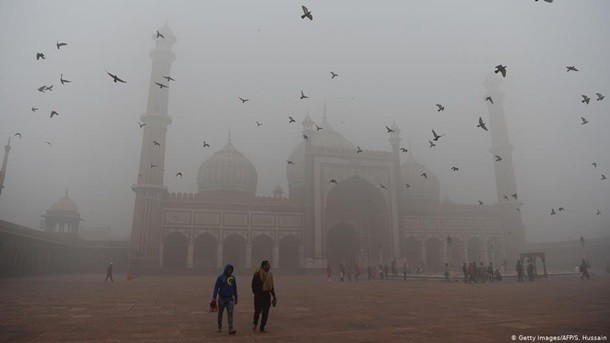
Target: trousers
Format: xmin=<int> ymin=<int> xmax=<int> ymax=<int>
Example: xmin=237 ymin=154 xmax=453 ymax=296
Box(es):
xmin=218 ymin=297 xmax=234 ymax=330
xmin=253 ymin=293 xmax=271 ymax=330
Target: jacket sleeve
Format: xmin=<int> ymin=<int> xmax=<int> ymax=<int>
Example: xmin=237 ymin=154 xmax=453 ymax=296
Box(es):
xmin=212 ymin=277 xmax=221 ymax=299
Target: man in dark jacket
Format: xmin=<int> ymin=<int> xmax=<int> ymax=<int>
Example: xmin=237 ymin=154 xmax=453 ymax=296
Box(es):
xmin=105 ymin=262 xmax=114 ymax=282
xmin=251 ymin=260 xmax=277 ymax=333
xmin=212 ymin=264 xmax=238 ymax=335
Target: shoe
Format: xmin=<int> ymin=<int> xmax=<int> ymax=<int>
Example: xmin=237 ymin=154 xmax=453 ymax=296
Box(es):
xmin=229 ymin=330 xmax=236 ymax=335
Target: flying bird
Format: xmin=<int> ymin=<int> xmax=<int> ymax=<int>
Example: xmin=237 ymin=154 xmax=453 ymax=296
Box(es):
xmin=477 ymin=117 xmax=488 ymax=131
xmin=45 ymin=141 xmax=52 ymax=146
xmin=566 ymin=66 xmax=578 ymax=72
xmin=154 ymin=82 xmax=168 ymax=89
xmin=503 ymin=195 xmax=509 ymax=200
xmin=14 ymin=133 xmax=21 ymax=138
xmin=50 ymin=110 xmax=59 ymax=118
xmin=591 ymin=162 xmax=597 ymax=168
xmin=602 ymin=174 xmax=607 ymax=180
xmin=385 ymin=125 xmax=394 ymax=133
xmin=238 ymin=97 xmax=250 ymax=103
xmin=330 ymin=71 xmax=338 ymax=79
xmin=494 ymin=65 xmax=507 ymax=78
xmin=436 ymin=104 xmax=445 ymax=112
xmin=301 ymin=5 xmax=313 ymax=20
xmin=203 ymin=141 xmax=210 ymax=147
xmin=485 ymin=96 xmax=494 ymax=104
xmin=478 ymin=200 xmax=484 ymax=206
xmin=315 ymin=124 xmax=323 ymax=131
xmin=60 ymin=74 xmax=71 ymax=84
xmin=106 ymin=70 xmax=126 ymax=83
xmin=37 ymin=86 xmax=46 ymax=92
xmin=302 ymin=135 xmax=308 ymax=141
xmin=356 ymin=147 xmax=363 ymax=153
xmin=580 ymin=117 xmax=589 ymax=125
xmin=551 ymin=208 xmax=557 ymax=215
xmin=495 ymin=155 xmax=502 ymax=162
xmin=300 ymin=90 xmax=309 ymax=99
xmin=432 ymin=129 xmax=444 ymax=141
xmin=156 ymin=31 xmax=164 ymax=39
xmin=256 ymin=121 xmax=263 ymax=127
xmin=175 ymin=172 xmax=182 ymax=178
xmin=329 ymin=179 xmax=337 ymax=184
xmin=511 ymin=193 xmax=518 ymax=199
xmin=56 ymin=41 xmax=67 ymax=49
xmin=138 ymin=122 xmax=146 ymax=128
xmin=421 ymin=173 xmax=428 ymax=179
xmin=516 ymin=208 xmax=521 ymax=212
xmin=150 ymin=163 xmax=157 ymax=168
xmin=288 ymin=116 xmax=296 ymax=123
xmin=596 ymin=209 xmax=601 ymax=215
xmin=31 ymin=107 xmax=38 ymax=112
xmin=286 ymin=160 xmax=294 ymax=165
xmin=153 ymin=141 xmax=160 ymax=146
xmin=581 ymin=95 xmax=590 ymax=104
xmin=558 ymin=207 xmax=565 ymax=212
xmin=162 ymin=75 xmax=175 ymax=82
xmin=379 ymin=184 xmax=387 ymax=189
xmin=36 ymin=53 xmax=45 ymax=60
xmin=400 ymin=148 xmax=408 ymax=153
xmin=44 ymin=85 xmax=53 ymax=91
xmin=451 ymin=167 xmax=459 ymax=171
xmin=405 ymin=184 xmax=411 ymax=188
xmin=596 ymin=93 xmax=605 ymax=101
xmin=428 ymin=140 xmax=436 ymax=148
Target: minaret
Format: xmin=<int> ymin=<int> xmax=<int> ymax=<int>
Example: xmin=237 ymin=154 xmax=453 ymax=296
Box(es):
xmin=130 ymin=24 xmax=176 ymax=271
xmin=483 ymin=74 xmax=526 ymax=262
xmin=0 ymin=137 xmax=11 ymax=195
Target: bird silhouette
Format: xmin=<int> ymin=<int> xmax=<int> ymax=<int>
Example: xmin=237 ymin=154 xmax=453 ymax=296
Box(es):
xmin=203 ymin=141 xmax=210 ymax=148
xmin=300 ymin=90 xmax=309 ymax=99
xmin=385 ymin=125 xmax=394 ymax=133
xmin=238 ymin=97 xmax=250 ymax=103
xmin=485 ymin=96 xmax=494 ymax=104
xmin=596 ymin=93 xmax=605 ymax=101
xmin=301 ymin=6 xmax=313 ymax=20
xmin=580 ymin=117 xmax=589 ymax=125
xmin=156 ymin=31 xmax=164 ymax=39
xmin=153 ymin=141 xmax=160 ymax=146
xmin=602 ymin=174 xmax=607 ymax=180
xmin=516 ymin=208 xmax=521 ymax=212
xmin=163 ymin=75 xmax=175 ymax=82
xmin=596 ymin=209 xmax=601 ymax=215
xmin=14 ymin=133 xmax=21 ymax=138
xmin=400 ymin=148 xmax=408 ymax=153
xmin=60 ymin=74 xmax=71 ymax=84
xmin=405 ymin=184 xmax=411 ymax=188
xmin=302 ymin=135 xmax=308 ymax=141
xmin=436 ymin=104 xmax=445 ymax=112
xmin=138 ymin=122 xmax=146 ymax=128
xmin=315 ymin=124 xmax=323 ymax=131
xmin=511 ymin=193 xmax=518 ymax=199
xmin=478 ymin=200 xmax=484 ymax=206
xmin=551 ymin=208 xmax=556 ymax=215
xmin=494 ymin=65 xmax=507 ymax=77
xmin=591 ymin=162 xmax=597 ymax=168
xmin=56 ymin=41 xmax=67 ymax=49
xmin=380 ymin=184 xmax=387 ymax=189
xmin=154 ymin=82 xmax=168 ymax=89
xmin=429 ymin=141 xmax=436 ymax=148
xmin=286 ymin=160 xmax=294 ymax=165
xmin=558 ymin=207 xmax=565 ymax=212
xmin=329 ymin=179 xmax=337 ymax=184
xmin=36 ymin=53 xmax=45 ymax=60
xmin=495 ymin=155 xmax=502 ymax=162
xmin=50 ymin=110 xmax=59 ymax=118
xmin=45 ymin=141 xmax=52 ymax=146
xmin=421 ymin=173 xmax=428 ymax=179
xmin=288 ymin=116 xmax=296 ymax=123
xmin=566 ymin=66 xmax=578 ymax=72
xmin=330 ymin=71 xmax=338 ymax=79
xmin=175 ymin=172 xmax=182 ymax=178
xmin=31 ymin=107 xmax=38 ymax=112
xmin=451 ymin=167 xmax=459 ymax=171
xmin=503 ymin=195 xmax=509 ymax=200
xmin=44 ymin=85 xmax=53 ymax=91
xmin=477 ymin=117 xmax=488 ymax=131
xmin=150 ymin=163 xmax=157 ymax=168
xmin=581 ymin=95 xmax=590 ymax=104
xmin=256 ymin=121 xmax=263 ymax=127
xmin=106 ymin=70 xmax=126 ymax=83
xmin=356 ymin=147 xmax=363 ymax=153
xmin=37 ymin=86 xmax=46 ymax=92
xmin=432 ymin=129 xmax=444 ymax=141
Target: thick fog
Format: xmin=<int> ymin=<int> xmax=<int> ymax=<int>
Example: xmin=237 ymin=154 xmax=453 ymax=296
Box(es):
xmin=0 ymin=0 xmax=608 ymax=243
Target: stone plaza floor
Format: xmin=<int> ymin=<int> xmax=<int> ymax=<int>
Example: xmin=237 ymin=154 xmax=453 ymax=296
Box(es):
xmin=0 ymin=272 xmax=608 ymax=342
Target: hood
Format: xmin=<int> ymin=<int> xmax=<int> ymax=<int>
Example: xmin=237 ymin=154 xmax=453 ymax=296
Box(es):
xmin=223 ymin=263 xmax=234 ymax=275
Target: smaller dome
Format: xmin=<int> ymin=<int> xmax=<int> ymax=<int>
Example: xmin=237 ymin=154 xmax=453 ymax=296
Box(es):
xmin=49 ymin=190 xmax=79 ymax=213
xmin=401 ymin=154 xmax=440 ymax=203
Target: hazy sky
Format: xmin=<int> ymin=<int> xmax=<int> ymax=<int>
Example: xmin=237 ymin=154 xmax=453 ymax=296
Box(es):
xmin=0 ymin=0 xmax=608 ymax=242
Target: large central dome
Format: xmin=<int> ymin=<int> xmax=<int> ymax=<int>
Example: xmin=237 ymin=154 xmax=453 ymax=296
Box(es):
xmin=197 ymin=137 xmax=258 ymax=196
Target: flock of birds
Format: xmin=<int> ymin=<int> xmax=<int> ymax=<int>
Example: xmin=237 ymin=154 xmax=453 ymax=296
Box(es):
xmin=9 ymin=3 xmax=607 ymax=225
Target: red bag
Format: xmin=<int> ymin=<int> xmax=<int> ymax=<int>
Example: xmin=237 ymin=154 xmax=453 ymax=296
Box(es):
xmin=209 ymin=299 xmax=218 ymax=312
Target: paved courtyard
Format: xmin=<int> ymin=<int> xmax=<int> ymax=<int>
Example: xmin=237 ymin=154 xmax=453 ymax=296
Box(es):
xmin=0 ymin=272 xmax=608 ymax=342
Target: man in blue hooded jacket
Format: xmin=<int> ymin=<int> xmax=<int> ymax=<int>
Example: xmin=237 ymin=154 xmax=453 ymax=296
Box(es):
xmin=212 ymin=264 xmax=238 ymax=335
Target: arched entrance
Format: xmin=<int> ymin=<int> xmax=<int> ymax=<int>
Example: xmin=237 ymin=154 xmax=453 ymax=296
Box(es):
xmin=251 ymin=234 xmax=274 ymax=267
xmin=279 ymin=235 xmax=300 ymax=271
xmin=193 ymin=233 xmax=217 ymax=270
xmin=223 ymin=234 xmax=246 ymax=269
xmin=325 ymin=176 xmax=389 ymax=264
xmin=425 ymin=237 xmax=442 ymax=273
xmin=163 ymin=232 xmax=188 ymax=269
xmin=468 ymin=237 xmax=483 ymax=264
xmin=449 ymin=237 xmax=464 ymax=268
xmin=327 ymin=223 xmax=359 ymax=268
xmin=403 ymin=236 xmax=421 ymax=267
xmin=487 ymin=237 xmax=502 ymax=268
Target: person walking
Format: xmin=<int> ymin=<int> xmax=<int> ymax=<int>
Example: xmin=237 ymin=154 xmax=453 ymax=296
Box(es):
xmin=354 ymin=264 xmax=360 ymax=282
xmin=402 ymin=262 xmax=407 ymax=280
xmin=580 ymin=259 xmax=590 ymax=280
xmin=516 ymin=260 xmax=524 ymax=282
xmin=326 ymin=264 xmax=332 ymax=283
xmin=251 ymin=260 xmax=277 ymax=333
xmin=462 ymin=262 xmax=468 ymax=283
xmin=526 ymin=260 xmax=535 ymax=282
xmin=443 ymin=263 xmax=450 ymax=282
xmin=105 ymin=262 xmax=114 ymax=283
xmin=211 ymin=264 xmax=238 ymax=335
